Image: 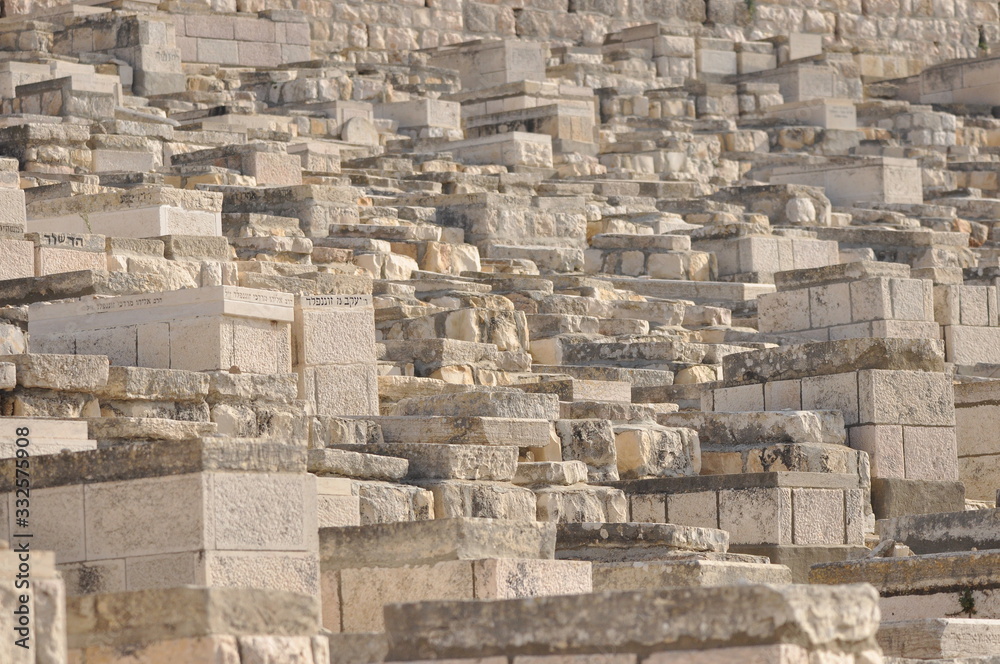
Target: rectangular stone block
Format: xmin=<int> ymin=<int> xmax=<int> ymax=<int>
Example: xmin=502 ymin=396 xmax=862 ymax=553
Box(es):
xmin=336 ymin=558 xmax=590 ymax=632
xmin=382 ymin=584 xmax=880 ymax=659
xmin=319 ymin=518 xmax=555 ymax=571
xmin=721 ymin=338 xmax=944 ymax=387
xmin=66 ymin=587 xmax=320 ymax=648
xmin=764 ymin=99 xmax=856 ymax=130
xmin=29 ymin=286 xmax=294 ymax=373
xmin=945 ymin=325 xmax=1000 ymax=365
xmin=0 ymin=238 xmax=34 ymax=281
xmin=801 ymin=372 xmax=858 ymax=426
xmin=718 ymin=488 xmax=792 ymax=545
xmin=857 ymin=370 xmax=954 ymax=427
xmin=770 ymin=157 xmax=923 ymax=206
xmin=870 ymin=477 xmax=965 ymax=520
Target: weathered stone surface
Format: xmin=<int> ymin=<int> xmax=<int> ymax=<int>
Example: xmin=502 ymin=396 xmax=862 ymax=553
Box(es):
xmin=722 ymin=338 xmax=946 ymax=387
xmin=592 ymin=559 xmax=793 ymax=591
xmin=658 ymin=410 xmax=846 ymax=446
xmin=67 ymin=587 xmax=320 ymax=648
xmin=811 ymin=550 xmax=1000 ymax=596
xmin=0 ymin=438 xmax=306 ymax=492
xmin=383 ymin=584 xmax=881 ymax=658
xmin=388 ymin=390 xmax=560 ymax=420
xmin=513 ymin=461 xmax=588 ymax=486
xmin=307 ymin=447 xmax=409 ymax=481
xmin=1 ymin=353 xmax=109 ymax=391
xmin=378 ymin=416 xmax=551 ymax=447
xmin=871 ymin=478 xmax=966 ymax=521
xmin=555 ymin=523 xmax=729 ymax=561
xmin=319 ymin=518 xmax=556 ymax=571
xmin=332 ymin=442 xmax=519 ymax=481
xmin=878 ymin=618 xmax=1000 ymax=659
xmin=879 ymin=510 xmax=997 ymax=560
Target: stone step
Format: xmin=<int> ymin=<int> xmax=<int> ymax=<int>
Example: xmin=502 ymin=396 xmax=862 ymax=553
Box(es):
xmin=606 ymin=276 xmax=775 ymax=306
xmin=87 ymin=417 xmax=217 ymax=446
xmin=0 ymin=416 xmax=88 ymax=440
xmin=590 ymin=233 xmax=691 ymax=251
xmin=517 ymin=375 xmax=632 ymax=403
xmin=656 ymin=410 xmax=847 ymax=446
xmin=512 ymin=461 xmax=588 ymax=486
xmin=415 ymin=479 xmax=537 ymax=521
xmin=524 ymin=313 xmax=600 ymax=338
xmin=332 ymin=557 xmax=591 ymax=633
xmin=67 ymin=587 xmax=320 ymax=651
xmin=1 ymin=353 xmax=109 ymax=391
xmin=811 ymin=549 xmax=1000 ymax=598
xmin=379 ymin=338 xmax=532 ymax=378
xmin=381 ymin=584 xmax=880 ymax=661
xmin=331 ymin=442 xmax=518 ymax=481
xmin=557 ymin=337 xmax=746 ymax=368
xmin=533 ymin=363 xmax=675 ymax=387
xmin=318 ymin=518 xmax=556 ymax=572
xmin=612 ymin=423 xmax=700 ymax=479
xmin=878 ymin=618 xmax=1000 ymax=659
xmin=379 ymin=307 xmax=528 ymax=353
xmin=593 ymin=558 xmax=793 ymax=591
xmin=878 ymin=507 xmax=1000 ymax=555
xmin=327 ymin=223 xmax=442 ymax=242
xmin=555 ymin=522 xmax=728 ymax=561
xmin=720 ymin=337 xmax=945 ymax=387
xmin=701 ymin=441 xmax=862 ymax=476
xmin=0 ymin=415 xmax=95 ymax=457
xmin=560 ymin=401 xmax=657 ymax=422
xmin=387 ymin=389 xmax=559 ymax=419
xmin=307 ymin=448 xmax=409 ymax=481
xmin=376 ymin=415 xmax=551 ymax=447
xmin=533 ymin=484 xmax=628 ymax=523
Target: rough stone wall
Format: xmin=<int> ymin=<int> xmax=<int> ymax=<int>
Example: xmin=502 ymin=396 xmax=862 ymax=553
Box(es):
xmin=6 ymin=0 xmax=996 ymax=69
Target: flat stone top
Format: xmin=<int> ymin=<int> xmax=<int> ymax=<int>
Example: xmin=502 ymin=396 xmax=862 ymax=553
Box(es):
xmin=66 ymin=586 xmax=320 ymax=648
xmin=770 ymin=155 xmax=920 ymax=174
xmin=0 ymin=438 xmax=305 ymax=492
xmin=0 ymin=270 xmax=169 ymax=308
xmin=657 ymin=410 xmax=846 ymax=446
xmin=28 ymin=285 xmax=296 ymax=330
xmin=878 ymin=508 xmax=1000 ymax=555
xmin=722 ymin=337 xmax=945 ymax=387
xmin=318 ymin=518 xmax=556 ymax=570
xmin=607 ymin=471 xmax=863 ymax=495
xmin=555 ymin=523 xmax=729 ymax=561
xmin=810 ymin=550 xmax=1000 ymax=596
xmin=26 ymin=186 xmax=223 ymax=217
xmin=383 ymin=583 xmax=880 ymax=659
xmin=954 ymin=379 xmax=1000 ymax=404
xmin=773 ymin=260 xmax=911 ymax=292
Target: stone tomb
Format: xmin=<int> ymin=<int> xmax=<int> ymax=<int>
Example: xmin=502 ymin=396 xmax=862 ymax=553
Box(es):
xmin=707 ymin=338 xmax=963 ymax=519
xmin=933 ymin=281 xmax=1000 ymax=368
xmin=894 ymin=54 xmax=1000 ymax=105
xmin=770 ymin=157 xmax=923 ymax=206
xmin=294 ymin=293 xmax=379 ymax=417
xmin=764 ymin=98 xmax=858 ymax=130
xmin=427 ymin=39 xmax=547 ymax=92
xmin=0 ymin=437 xmax=319 ymax=597
xmin=28 ymin=286 xmax=294 ymax=374
xmin=757 ymin=262 xmax=939 ymax=342
xmin=26 ymin=187 xmax=223 ymax=238
xmin=319 ymin=518 xmax=591 ymax=633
